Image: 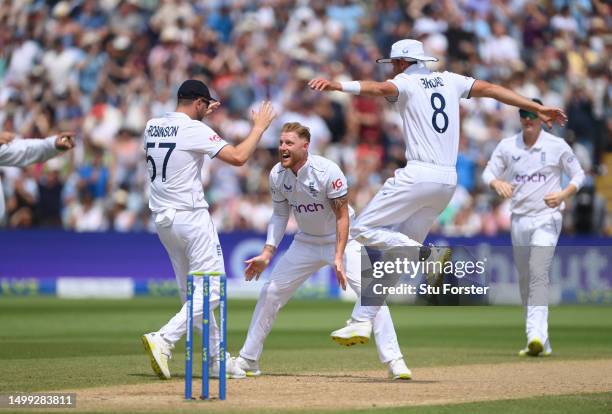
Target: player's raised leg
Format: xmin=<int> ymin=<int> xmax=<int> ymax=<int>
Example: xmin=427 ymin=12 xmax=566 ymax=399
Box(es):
xmin=339 ymin=181 xmax=455 ymax=330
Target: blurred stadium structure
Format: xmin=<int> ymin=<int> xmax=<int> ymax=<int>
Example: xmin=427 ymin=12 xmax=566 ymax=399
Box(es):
xmin=0 ymin=0 xmax=610 ymax=236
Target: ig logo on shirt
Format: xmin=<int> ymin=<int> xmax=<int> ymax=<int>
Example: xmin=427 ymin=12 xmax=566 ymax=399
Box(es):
xmin=332 ymin=179 xmax=343 ymax=191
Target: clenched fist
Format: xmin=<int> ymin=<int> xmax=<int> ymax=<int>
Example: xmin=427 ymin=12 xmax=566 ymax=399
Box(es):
xmin=55 ymin=132 xmax=76 ymax=151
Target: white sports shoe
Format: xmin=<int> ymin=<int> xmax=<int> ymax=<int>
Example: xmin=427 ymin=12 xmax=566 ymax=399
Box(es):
xmin=232 ymin=356 xmax=262 ymax=377
xmin=210 ymin=352 xmax=246 ymax=379
xmin=330 ymin=319 xmax=372 ymax=347
xmin=141 ymin=332 xmax=173 ymax=380
xmin=388 ymin=358 xmax=412 ymax=380
xmin=425 ymin=245 xmax=452 ymax=287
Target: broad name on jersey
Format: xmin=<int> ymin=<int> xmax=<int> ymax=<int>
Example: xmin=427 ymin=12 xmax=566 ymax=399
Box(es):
xmin=146 ymin=125 xmax=179 ymax=138
xmin=420 ymin=77 xmax=444 ymax=89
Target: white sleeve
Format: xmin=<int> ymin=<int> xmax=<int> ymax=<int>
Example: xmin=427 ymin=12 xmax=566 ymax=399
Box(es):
xmin=387 ymin=75 xmax=410 ymax=103
xmin=326 ymin=162 xmax=348 ymax=199
xmin=265 ymin=199 xmax=290 ymax=247
xmin=561 ymin=145 xmax=586 ymax=190
xmin=0 ymin=136 xmax=60 ymax=167
xmin=444 ymin=71 xmax=476 ymax=99
xmin=265 ymin=170 xmax=289 ymax=247
xmin=180 ymin=123 xmax=229 ymax=158
xmin=482 ymin=143 xmax=506 ymax=186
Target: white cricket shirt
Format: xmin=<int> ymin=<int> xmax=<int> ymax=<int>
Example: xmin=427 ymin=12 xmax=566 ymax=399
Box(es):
xmin=268 ymin=155 xmax=354 ymax=244
xmin=482 ymin=130 xmax=586 ymax=216
xmin=388 ymin=63 xmax=475 ymax=167
xmin=144 ymin=112 xmax=228 ymax=213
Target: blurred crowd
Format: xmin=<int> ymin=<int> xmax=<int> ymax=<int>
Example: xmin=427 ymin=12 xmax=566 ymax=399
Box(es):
xmin=0 ymin=0 xmax=610 ymax=236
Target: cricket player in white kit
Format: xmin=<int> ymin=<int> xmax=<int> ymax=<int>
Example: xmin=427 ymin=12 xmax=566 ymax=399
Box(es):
xmin=309 ymin=39 xmax=568 ymax=344
xmin=232 ymin=122 xmax=412 ymax=380
xmin=141 ymin=80 xmax=276 ymax=380
xmin=482 ymin=99 xmax=585 ymax=357
xmin=0 ymin=131 xmax=75 ymax=220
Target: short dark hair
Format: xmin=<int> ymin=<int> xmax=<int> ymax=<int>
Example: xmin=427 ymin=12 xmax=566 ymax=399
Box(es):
xmin=177 ymin=97 xmax=204 ymax=106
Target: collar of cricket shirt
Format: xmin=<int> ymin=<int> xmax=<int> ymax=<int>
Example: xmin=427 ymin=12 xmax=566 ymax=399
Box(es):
xmin=519 ymin=130 xmax=545 ymax=151
xmin=402 ymin=61 xmax=431 ymax=76
xmin=295 ymin=155 xmax=311 ymax=178
xmin=165 ymin=112 xmax=190 ymax=119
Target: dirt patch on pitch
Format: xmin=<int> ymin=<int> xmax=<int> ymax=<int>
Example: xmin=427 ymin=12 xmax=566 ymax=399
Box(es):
xmin=60 ymin=359 xmax=612 ymax=412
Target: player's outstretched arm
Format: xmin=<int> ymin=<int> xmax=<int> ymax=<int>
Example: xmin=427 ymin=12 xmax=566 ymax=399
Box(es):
xmin=0 ymin=132 xmax=76 ymax=167
xmin=216 ymin=101 xmax=276 ymax=166
xmin=470 ymin=80 xmax=567 ymax=128
xmin=308 ymin=78 xmax=398 ymax=98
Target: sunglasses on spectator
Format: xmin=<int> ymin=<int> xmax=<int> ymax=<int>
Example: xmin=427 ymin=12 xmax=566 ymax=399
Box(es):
xmin=519 ymin=110 xmax=538 ymax=120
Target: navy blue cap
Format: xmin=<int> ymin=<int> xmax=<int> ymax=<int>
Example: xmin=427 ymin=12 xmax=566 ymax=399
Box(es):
xmin=177 ymin=80 xmax=216 ymax=102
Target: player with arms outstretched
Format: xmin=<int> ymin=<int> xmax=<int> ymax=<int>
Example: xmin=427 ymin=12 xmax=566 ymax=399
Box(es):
xmin=309 ymin=39 xmax=568 ymax=344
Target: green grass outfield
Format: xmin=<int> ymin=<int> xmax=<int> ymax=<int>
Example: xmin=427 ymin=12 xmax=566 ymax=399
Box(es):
xmin=1 ymin=298 xmax=611 ymax=413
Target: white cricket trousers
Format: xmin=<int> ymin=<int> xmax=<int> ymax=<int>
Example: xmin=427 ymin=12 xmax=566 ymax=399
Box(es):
xmin=350 ymin=161 xmax=456 ymax=321
xmin=154 ymin=208 xmax=226 ymax=357
xmin=511 ymin=212 xmax=562 ymax=348
xmin=240 ymin=239 xmax=403 ymax=364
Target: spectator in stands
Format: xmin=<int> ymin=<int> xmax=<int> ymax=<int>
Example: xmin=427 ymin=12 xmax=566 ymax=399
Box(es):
xmin=0 ymin=0 xmax=608 ymax=236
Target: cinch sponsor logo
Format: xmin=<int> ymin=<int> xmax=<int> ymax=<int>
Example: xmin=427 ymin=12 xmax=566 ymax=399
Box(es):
xmin=291 ymin=203 xmax=324 ymax=213
xmin=514 ymin=173 xmax=546 ymax=183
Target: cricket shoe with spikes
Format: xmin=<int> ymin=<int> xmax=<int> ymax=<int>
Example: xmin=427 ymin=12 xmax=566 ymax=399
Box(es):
xmin=518 ymin=338 xmax=552 ymax=357
xmin=232 ymin=355 xmax=262 ymax=377
xmin=421 ymin=244 xmax=452 ymax=287
xmin=141 ymin=332 xmax=173 ymax=380
xmin=388 ymin=358 xmax=412 ymax=380
xmin=330 ymin=319 xmax=372 ymax=347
